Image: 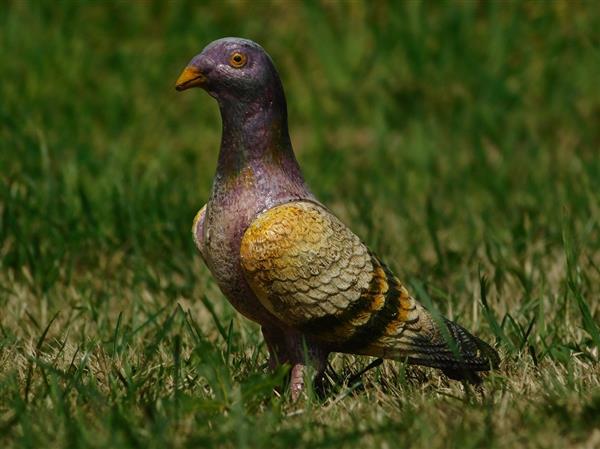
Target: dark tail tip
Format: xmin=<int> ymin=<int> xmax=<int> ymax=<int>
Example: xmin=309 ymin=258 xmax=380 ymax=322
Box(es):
xmin=444 ymin=318 xmax=501 ymax=372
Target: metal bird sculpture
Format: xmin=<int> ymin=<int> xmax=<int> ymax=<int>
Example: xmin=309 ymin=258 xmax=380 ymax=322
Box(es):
xmin=175 ymin=37 xmax=499 ymax=400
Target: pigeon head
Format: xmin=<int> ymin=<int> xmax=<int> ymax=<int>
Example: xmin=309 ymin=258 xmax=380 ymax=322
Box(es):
xmin=175 ymin=37 xmax=281 ymax=104
xmin=175 ymin=38 xmax=303 ymax=187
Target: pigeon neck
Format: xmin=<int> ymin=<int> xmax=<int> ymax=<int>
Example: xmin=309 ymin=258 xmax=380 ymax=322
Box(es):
xmin=215 ymin=86 xmax=304 ymax=184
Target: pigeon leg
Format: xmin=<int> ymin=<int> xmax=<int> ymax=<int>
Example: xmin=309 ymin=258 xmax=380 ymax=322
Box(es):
xmin=262 ymin=325 xmax=290 ymax=369
xmin=290 ymin=363 xmax=305 ymax=401
xmin=262 ymin=325 xmax=330 ymax=400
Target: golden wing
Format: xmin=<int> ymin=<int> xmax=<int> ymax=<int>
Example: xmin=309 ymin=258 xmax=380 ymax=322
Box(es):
xmin=240 ymin=201 xmax=499 ymax=376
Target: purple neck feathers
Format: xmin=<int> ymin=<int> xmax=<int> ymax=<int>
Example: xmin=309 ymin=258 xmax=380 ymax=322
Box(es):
xmin=214 ymin=79 xmax=304 ymax=188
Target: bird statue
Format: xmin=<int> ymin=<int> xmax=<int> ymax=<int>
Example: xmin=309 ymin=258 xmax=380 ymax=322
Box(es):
xmin=175 ymin=37 xmax=499 ymax=400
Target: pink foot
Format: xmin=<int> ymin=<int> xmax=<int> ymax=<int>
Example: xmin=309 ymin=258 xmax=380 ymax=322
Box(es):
xmin=261 ymin=325 xmax=329 ymax=401
xmin=290 ymin=363 xmax=305 ymax=401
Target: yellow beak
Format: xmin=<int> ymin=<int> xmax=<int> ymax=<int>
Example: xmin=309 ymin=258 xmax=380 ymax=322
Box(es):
xmin=175 ymin=67 xmax=207 ymax=91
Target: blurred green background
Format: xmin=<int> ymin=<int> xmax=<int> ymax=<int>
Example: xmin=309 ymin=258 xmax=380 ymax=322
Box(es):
xmin=1 ymin=1 xmax=599 ymax=448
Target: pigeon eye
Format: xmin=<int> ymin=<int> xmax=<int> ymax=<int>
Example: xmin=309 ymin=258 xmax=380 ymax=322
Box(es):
xmin=229 ymin=52 xmax=247 ymax=68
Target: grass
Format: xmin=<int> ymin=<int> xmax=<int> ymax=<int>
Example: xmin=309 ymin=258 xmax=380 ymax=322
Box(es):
xmin=1 ymin=1 xmax=600 ymax=448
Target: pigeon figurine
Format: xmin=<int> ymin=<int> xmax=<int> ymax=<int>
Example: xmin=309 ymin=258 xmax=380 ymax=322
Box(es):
xmin=175 ymin=37 xmax=499 ymax=399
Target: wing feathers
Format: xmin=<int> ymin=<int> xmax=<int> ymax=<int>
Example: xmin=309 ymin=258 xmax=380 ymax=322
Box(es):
xmin=240 ymin=201 xmax=499 ymax=375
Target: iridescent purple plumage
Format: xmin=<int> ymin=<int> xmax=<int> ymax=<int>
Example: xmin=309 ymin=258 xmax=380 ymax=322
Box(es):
xmin=178 ymin=38 xmax=328 ymax=396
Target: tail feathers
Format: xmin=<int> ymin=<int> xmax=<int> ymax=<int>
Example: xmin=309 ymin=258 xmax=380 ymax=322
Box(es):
xmin=407 ymin=319 xmax=500 ymax=383
xmin=443 ymin=318 xmax=500 ymax=370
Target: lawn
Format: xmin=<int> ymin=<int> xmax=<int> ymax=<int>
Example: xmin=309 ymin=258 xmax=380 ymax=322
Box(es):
xmin=1 ymin=1 xmax=600 ymax=448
